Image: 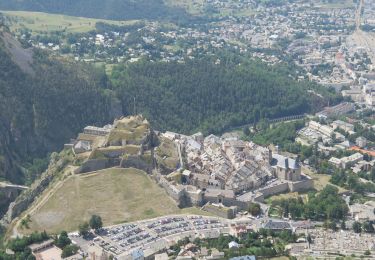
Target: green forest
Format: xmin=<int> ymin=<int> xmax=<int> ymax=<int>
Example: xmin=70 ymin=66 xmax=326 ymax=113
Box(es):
xmin=0 ymin=28 xmax=341 ymax=187
xmin=271 ymin=185 xmax=348 ymax=221
xmin=111 ymin=56 xmax=340 ymax=134
xmin=0 ymin=0 xmax=195 ymax=23
xmin=0 ymin=30 xmax=115 ymax=184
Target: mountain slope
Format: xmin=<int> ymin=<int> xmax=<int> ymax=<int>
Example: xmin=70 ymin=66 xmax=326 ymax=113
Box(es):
xmin=0 ymin=28 xmax=116 ymax=184
xmin=0 ymin=0 xmax=192 ymax=22
xmin=111 ymin=57 xmax=340 ymax=134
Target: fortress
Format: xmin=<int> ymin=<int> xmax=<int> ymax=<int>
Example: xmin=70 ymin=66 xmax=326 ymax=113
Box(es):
xmin=1 ymin=115 xmax=312 ymax=225
xmin=68 ymin=115 xmax=312 ymax=218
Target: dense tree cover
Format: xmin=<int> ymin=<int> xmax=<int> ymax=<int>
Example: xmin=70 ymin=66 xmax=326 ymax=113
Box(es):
xmin=78 ymin=222 xmax=90 ymax=237
xmin=0 ymin=230 xmax=80 ymax=259
xmin=323 ymin=220 xmax=338 ymax=231
xmin=111 ymin=56 xmax=337 ymax=134
xmin=248 ymin=203 xmax=261 ymax=217
xmin=352 ymin=221 xmax=362 ymax=233
xmin=0 ymin=28 xmax=341 ymax=185
xmin=307 ymin=186 xmax=348 ymax=221
xmin=0 ymin=0 xmax=197 ymax=23
xmin=89 ymin=215 xmax=103 ymax=231
xmin=23 ymin=157 xmax=50 ymax=186
xmin=20 ymin=215 xmax=32 ymax=229
xmin=0 ymin=225 xmax=5 ymax=249
xmin=251 ymin=120 xmax=306 ymax=148
xmin=61 ymin=244 xmax=79 ymax=258
xmin=362 ymin=221 xmax=375 ymax=233
xmin=331 ymin=168 xmax=375 ymax=194
xmin=0 ymin=31 xmax=115 ymax=184
xmin=0 ymin=231 xmax=49 ymax=259
xmin=0 ymin=192 xmax=10 ymax=218
xmin=348 ymin=122 xmax=375 ymax=143
xmin=271 ymin=185 xmax=348 ymax=221
xmin=55 ymin=231 xmax=71 ymax=249
xmin=55 ymin=231 xmax=78 ymax=258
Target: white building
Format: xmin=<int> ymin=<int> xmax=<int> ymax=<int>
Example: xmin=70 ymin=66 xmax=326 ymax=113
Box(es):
xmin=356 ymin=136 xmax=367 ymax=148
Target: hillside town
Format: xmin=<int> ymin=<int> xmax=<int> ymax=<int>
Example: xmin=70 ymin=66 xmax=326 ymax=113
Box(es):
xmin=0 ymin=1 xmax=361 ymax=70
xmin=3 ymin=0 xmax=374 ymax=95
xmin=155 ymin=130 xmax=312 ymax=218
xmin=10 ymin=109 xmax=375 ymax=260
xmin=3 ymin=0 xmax=375 ymax=260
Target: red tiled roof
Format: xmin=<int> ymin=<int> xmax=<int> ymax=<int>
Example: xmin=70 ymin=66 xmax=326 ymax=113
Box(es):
xmin=349 ymin=146 xmax=375 ymax=157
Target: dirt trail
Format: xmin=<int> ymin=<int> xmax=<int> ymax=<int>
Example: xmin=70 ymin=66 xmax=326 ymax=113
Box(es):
xmin=9 ymin=166 xmax=77 ymax=238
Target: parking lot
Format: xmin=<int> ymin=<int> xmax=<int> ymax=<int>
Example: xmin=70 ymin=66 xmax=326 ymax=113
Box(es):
xmin=71 ymin=215 xmax=230 ymax=258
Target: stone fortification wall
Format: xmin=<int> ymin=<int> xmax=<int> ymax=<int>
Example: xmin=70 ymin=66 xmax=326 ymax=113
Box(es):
xmin=1 ymin=152 xmax=69 ymax=226
xmin=75 ymin=159 xmax=120 ymax=174
xmin=288 ymin=176 xmax=313 ymax=192
xmin=230 ymin=199 xmax=252 ymax=211
xmin=202 ymin=203 xmax=236 ymax=219
xmin=154 ymin=173 xmax=183 ymax=203
xmin=203 ymin=194 xmax=236 ymax=208
xmin=120 ymin=155 xmax=153 ymax=174
xmin=258 ymin=183 xmax=289 ymax=197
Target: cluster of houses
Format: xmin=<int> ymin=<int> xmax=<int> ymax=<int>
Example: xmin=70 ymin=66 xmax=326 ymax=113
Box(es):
xmin=298 ymin=120 xmax=348 ymax=150
xmin=9 ymin=0 xmax=375 ymax=96
xmin=154 ymin=131 xmax=312 ymax=218
xmin=363 ymin=0 xmax=375 ymax=29
xmin=9 ymin=0 xmax=375 ymax=98
xmin=298 ymin=117 xmax=370 ymax=150
xmin=296 ymin=115 xmax=375 ymax=175
xmin=342 ymin=75 xmax=375 ymax=108
xmin=6 ymin=0 xmax=361 ymax=75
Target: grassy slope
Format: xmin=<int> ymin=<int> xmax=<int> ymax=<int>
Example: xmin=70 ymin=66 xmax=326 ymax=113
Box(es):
xmin=314 ymin=0 xmax=355 ymax=9
xmin=1 ymin=11 xmax=138 ymax=33
xmin=166 ymin=0 xmax=255 ymax=18
xmin=165 ymin=0 xmax=205 ymax=16
xmin=302 ymin=166 xmax=347 ymax=193
xmin=26 ymin=168 xmax=207 ymax=234
xmin=0 ymin=0 xmax=193 ymax=22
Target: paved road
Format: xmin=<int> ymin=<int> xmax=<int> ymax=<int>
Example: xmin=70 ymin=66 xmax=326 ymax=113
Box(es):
xmin=351 ymin=0 xmax=375 ymax=64
xmin=175 ymin=141 xmax=184 ymax=169
xmin=355 ymin=0 xmax=363 ymax=30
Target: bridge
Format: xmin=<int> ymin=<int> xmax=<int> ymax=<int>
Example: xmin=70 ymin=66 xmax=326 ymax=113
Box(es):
xmin=0 ymin=182 xmax=28 ymax=190
xmin=0 ymin=182 xmax=28 ymax=200
xmin=268 ymin=114 xmax=307 ymax=123
xmin=226 ymin=113 xmax=308 ymax=133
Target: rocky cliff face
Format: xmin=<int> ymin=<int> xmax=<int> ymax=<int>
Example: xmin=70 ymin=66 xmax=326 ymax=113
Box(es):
xmin=0 ymin=188 xmax=22 ymax=218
